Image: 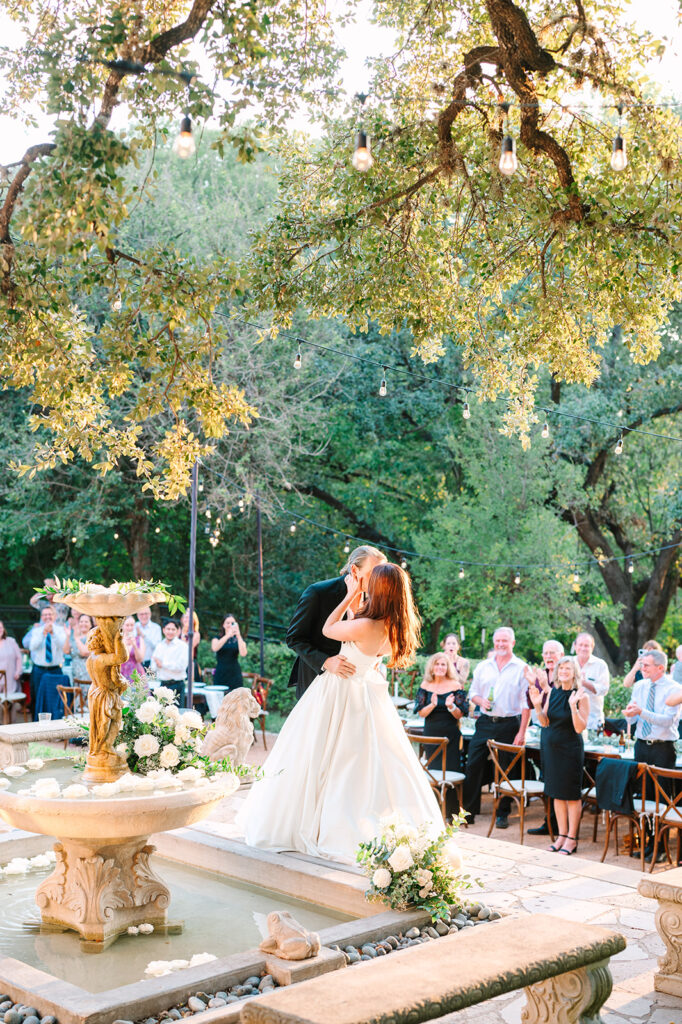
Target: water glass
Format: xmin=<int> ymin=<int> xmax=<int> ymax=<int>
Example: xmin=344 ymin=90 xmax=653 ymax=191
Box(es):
xmin=38 ymin=713 xmax=52 ymax=722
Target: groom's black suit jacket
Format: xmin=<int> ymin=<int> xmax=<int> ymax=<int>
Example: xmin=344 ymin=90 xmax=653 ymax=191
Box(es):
xmin=286 ymin=575 xmax=347 ymax=699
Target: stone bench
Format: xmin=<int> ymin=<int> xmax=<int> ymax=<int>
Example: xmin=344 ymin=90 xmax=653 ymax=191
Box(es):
xmin=0 ymin=719 xmax=83 ymax=766
xmin=639 ymin=866 xmax=682 ymax=997
xmin=240 ymin=914 xmax=625 ymax=1024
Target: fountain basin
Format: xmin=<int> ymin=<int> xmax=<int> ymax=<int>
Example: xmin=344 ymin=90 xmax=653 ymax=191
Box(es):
xmin=0 ymin=761 xmax=236 ymax=948
xmin=61 ymin=590 xmax=166 ymax=618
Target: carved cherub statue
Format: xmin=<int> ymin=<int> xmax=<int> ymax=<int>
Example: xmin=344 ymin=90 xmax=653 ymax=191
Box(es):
xmin=200 ymin=686 xmax=261 ymax=764
xmin=259 ymin=911 xmax=321 ymax=960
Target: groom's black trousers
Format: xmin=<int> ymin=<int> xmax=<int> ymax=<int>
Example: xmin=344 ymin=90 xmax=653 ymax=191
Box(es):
xmin=463 ymin=714 xmax=521 ymax=818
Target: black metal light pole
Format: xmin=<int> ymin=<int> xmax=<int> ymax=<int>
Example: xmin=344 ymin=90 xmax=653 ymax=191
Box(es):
xmin=256 ymin=493 xmax=265 ymax=676
xmin=186 ymin=460 xmax=199 ymax=708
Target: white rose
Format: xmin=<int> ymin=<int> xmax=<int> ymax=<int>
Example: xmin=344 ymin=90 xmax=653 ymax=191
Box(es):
xmin=387 ymin=845 xmax=414 ymax=873
xmin=136 ymin=700 xmax=161 ymax=724
xmin=372 ymin=867 xmax=392 ymax=889
xmin=173 ymin=723 xmax=191 ymax=744
xmin=155 ymin=686 xmax=176 ymax=704
xmin=133 ymin=776 xmax=155 ymax=791
xmin=33 ymin=778 xmax=61 ymax=799
xmin=395 ymin=824 xmax=418 ymax=842
xmin=25 ymin=758 xmax=44 ymax=771
xmin=189 ymin=953 xmax=217 ymax=968
xmin=138 ymin=923 xmax=154 ymax=934
xmin=159 ymin=744 xmax=180 ymax=769
xmin=416 ymin=868 xmax=433 ymax=886
xmin=92 ymin=781 xmax=121 ymax=796
xmin=3 ymin=765 xmax=27 ymax=777
xmin=176 ymin=766 xmax=203 ymax=783
xmin=0 ymin=779 xmax=10 ymax=791
xmin=419 ymin=883 xmax=433 ymax=897
xmin=127 ymin=926 xmax=140 ymax=936
xmin=4 ymin=858 xmax=31 ymax=874
xmin=443 ymin=839 xmax=463 ymax=873
xmin=379 ymin=812 xmax=401 ymax=829
xmin=115 ymin=742 xmax=128 ymax=757
xmin=181 ymin=710 xmax=204 ymax=730
xmin=134 ymin=734 xmax=160 ymax=758
xmin=29 ymin=853 xmax=52 ymax=868
xmin=62 ymin=784 xmax=89 ymax=799
xmin=117 ymin=773 xmax=137 ymax=791
xmin=409 ymin=835 xmax=431 ymax=858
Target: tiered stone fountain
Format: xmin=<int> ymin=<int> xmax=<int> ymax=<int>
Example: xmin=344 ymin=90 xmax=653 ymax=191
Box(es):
xmin=0 ymin=587 xmax=237 ymax=951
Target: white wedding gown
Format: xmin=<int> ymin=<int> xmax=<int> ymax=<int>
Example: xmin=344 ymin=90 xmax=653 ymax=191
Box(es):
xmin=240 ymin=641 xmax=444 ymax=864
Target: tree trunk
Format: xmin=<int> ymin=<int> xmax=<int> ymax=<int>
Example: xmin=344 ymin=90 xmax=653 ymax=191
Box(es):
xmin=126 ymin=496 xmax=152 ymax=580
xmin=429 ymin=616 xmax=443 ymax=653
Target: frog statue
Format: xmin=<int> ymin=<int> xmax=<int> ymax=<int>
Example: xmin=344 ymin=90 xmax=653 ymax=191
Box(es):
xmin=259 ymin=911 xmax=321 ymax=960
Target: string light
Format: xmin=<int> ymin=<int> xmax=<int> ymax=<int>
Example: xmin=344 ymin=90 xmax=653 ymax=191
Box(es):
xmin=498 ymin=102 xmax=518 ymax=177
xmin=379 ymin=366 xmax=387 ymax=397
xmin=514 ymin=569 xmax=521 ymax=585
xmin=290 ymin=522 xmax=297 ymax=534
xmin=294 ymin=344 xmax=302 ymax=370
xmin=198 ymin=483 xmax=204 ymax=493
xmin=71 ymin=535 xmax=77 ymax=543
xmin=458 ymin=566 xmax=465 ymax=580
xmin=462 ymin=401 xmax=471 ymax=420
xmin=352 ymin=130 xmax=373 ymax=171
xmin=614 ymin=433 xmax=624 ymax=455
xmin=205 ymin=508 xmax=212 ymax=518
xmin=112 ymin=293 xmax=122 ymax=311
xmin=400 ymin=557 xmax=408 ymax=569
xmin=573 ymin=569 xmax=580 ymax=584
xmin=627 ymin=557 xmax=634 ymax=574
xmin=541 ymin=420 xmax=550 ymax=439
xmin=227 ymin=511 xmax=232 ymax=520
xmin=154 ymin=526 xmax=160 ymax=534
xmin=611 ymin=104 xmax=627 ymax=172
xmin=343 ymin=541 xmax=351 ymax=554
xmin=113 ymin=531 xmax=119 ymax=539
xmin=173 ymin=114 xmax=196 ymax=158
xmin=238 ymin=498 xmax=245 ymax=510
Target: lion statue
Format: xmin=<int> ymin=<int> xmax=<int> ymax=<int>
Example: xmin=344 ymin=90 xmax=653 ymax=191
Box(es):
xmin=201 ymin=686 xmax=261 ymax=763
xmin=259 ymin=911 xmax=321 ymax=960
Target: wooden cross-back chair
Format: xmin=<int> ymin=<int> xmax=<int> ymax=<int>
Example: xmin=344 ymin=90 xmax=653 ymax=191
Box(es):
xmin=487 ymin=740 xmax=550 ymax=844
xmin=0 ymin=669 xmax=29 ymax=724
xmin=580 ymin=750 xmax=622 ymax=843
xmin=56 ymin=685 xmax=87 ymax=717
xmin=646 ymin=766 xmax=682 ymax=872
xmin=243 ymin=672 xmax=273 ymax=749
xmin=404 ymin=730 xmax=465 ymax=823
xmin=598 ymin=761 xmax=648 ymax=869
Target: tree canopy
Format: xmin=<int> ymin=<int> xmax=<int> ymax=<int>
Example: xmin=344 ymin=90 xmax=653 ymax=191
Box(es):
xmin=0 ymin=0 xmax=681 ymax=493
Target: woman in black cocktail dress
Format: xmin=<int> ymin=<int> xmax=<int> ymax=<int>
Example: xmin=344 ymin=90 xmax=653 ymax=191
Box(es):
xmin=211 ymin=614 xmax=248 ymax=691
xmin=530 ymin=656 xmax=588 ymax=856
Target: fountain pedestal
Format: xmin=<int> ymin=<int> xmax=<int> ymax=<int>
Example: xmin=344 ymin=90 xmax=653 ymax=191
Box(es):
xmin=36 ymin=838 xmax=171 ymax=948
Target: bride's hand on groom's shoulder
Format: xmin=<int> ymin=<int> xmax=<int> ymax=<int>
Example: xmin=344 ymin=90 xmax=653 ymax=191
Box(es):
xmin=344 ymin=573 xmax=361 ymax=598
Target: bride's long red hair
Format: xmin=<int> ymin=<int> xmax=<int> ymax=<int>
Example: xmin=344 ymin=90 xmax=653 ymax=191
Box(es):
xmin=360 ymin=563 xmax=421 ymax=669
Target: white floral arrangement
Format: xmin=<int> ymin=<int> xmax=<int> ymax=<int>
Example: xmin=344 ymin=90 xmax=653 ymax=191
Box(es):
xmin=356 ymin=813 xmax=469 ymax=920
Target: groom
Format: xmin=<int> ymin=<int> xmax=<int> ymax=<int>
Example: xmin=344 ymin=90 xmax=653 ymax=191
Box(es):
xmin=286 ymin=545 xmax=386 ymax=700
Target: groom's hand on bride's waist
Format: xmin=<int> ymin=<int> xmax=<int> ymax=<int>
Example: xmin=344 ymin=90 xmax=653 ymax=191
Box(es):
xmin=323 ymin=655 xmax=355 ymax=677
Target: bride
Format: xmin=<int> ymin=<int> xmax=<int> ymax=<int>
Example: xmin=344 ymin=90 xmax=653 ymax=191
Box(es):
xmin=240 ymin=563 xmax=444 ymax=864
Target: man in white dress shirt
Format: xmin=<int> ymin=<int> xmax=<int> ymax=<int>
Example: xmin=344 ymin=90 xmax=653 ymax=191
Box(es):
xmin=151 ymin=621 xmax=188 ymax=705
xmin=463 ymin=627 xmax=530 ymax=829
xmin=624 ymin=649 xmax=681 ymax=860
xmin=574 ymin=632 xmax=610 ymax=730
xmin=136 ymin=608 xmax=163 ymax=669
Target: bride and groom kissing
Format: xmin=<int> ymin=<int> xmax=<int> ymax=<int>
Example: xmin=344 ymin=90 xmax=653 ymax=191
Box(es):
xmin=240 ymin=546 xmax=447 ymax=864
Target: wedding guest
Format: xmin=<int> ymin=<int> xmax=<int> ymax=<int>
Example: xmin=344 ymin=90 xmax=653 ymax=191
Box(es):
xmin=623 ymin=640 xmax=663 ymax=688
xmin=69 ymin=614 xmax=93 ymax=699
xmin=181 ymin=610 xmax=202 ymax=682
xmin=0 ymin=621 xmax=23 ymax=722
xmin=525 ymin=639 xmax=564 ymax=837
xmin=211 ymin=614 xmax=248 ymax=692
xmin=573 ymin=632 xmax=609 ymax=730
xmin=29 ymin=577 xmax=69 ymax=625
xmin=441 ymin=633 xmax=470 ymax=682
xmin=120 ymin=616 xmax=145 ymax=682
xmin=415 ymin=653 xmax=469 ymax=779
xmin=22 ymin=606 xmax=67 ymax=718
xmin=151 ymin=621 xmax=188 ymax=704
xmin=463 ymin=627 xmax=529 ymax=828
xmin=625 ymin=650 xmax=681 ymax=861
xmin=135 ymin=608 xmax=162 ymax=670
xmin=530 ymin=657 xmax=588 ymax=856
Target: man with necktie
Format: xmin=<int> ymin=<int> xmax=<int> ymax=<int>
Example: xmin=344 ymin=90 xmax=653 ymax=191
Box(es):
xmin=22 ymin=606 xmax=67 ymax=719
xmin=624 ymin=648 xmax=681 ymax=860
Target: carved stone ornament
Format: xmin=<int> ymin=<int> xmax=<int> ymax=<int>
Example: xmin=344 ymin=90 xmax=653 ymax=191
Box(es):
xmin=201 ymin=686 xmax=261 ymax=764
xmin=639 ymin=868 xmax=682 ymax=997
xmin=35 ymin=838 xmax=170 ymax=945
xmin=521 ymin=960 xmax=613 ymax=1024
xmin=259 ymin=910 xmax=321 ymax=961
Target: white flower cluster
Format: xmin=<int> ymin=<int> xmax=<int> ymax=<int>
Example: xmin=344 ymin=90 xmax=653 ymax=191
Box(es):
xmin=0 ymin=850 xmax=56 ymax=876
xmin=128 ymin=922 xmax=154 ymax=936
xmin=364 ymin=814 xmax=462 ymax=899
xmin=118 ymin=688 xmax=207 ymax=777
xmin=144 ymin=952 xmax=216 ymax=978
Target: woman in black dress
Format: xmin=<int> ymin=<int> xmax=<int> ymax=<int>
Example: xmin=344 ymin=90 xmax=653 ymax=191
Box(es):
xmin=211 ymin=614 xmax=248 ymax=691
xmin=415 ymin=652 xmax=469 ymax=796
xmin=530 ymin=656 xmax=588 ymax=856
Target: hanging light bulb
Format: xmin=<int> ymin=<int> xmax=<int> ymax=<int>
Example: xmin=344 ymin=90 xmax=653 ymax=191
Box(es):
xmin=573 ymin=569 xmax=580 ymax=584
xmin=379 ymin=366 xmax=387 ymax=397
xmin=627 ymin=557 xmax=634 ymax=574
xmin=173 ymin=115 xmax=196 ymax=158
xmin=499 ymin=134 xmax=518 ymax=176
xmin=205 ymin=508 xmax=212 ymax=518
xmin=198 ymin=483 xmax=204 ymax=493
xmin=611 ymin=104 xmax=627 ymax=172
xmin=290 ymin=522 xmax=297 ymax=534
xmin=204 ymin=525 xmax=211 ymax=535
xmin=462 ymin=401 xmax=471 ymax=420
xmin=154 ymin=527 xmax=161 ymax=534
xmin=400 ymin=557 xmax=408 ymax=569
xmin=541 ymin=421 xmax=550 ymax=439
xmin=238 ymin=498 xmax=244 ymax=510
xmin=458 ymin=566 xmax=465 ymax=580
xmin=352 ymin=130 xmax=373 ymax=172
xmin=343 ymin=541 xmax=350 ymax=554
xmin=113 ymin=531 xmax=119 ymax=540
xmin=514 ymin=570 xmax=521 ymax=586
xmin=71 ymin=535 xmax=77 ymax=544
xmin=216 ymin=516 xmax=221 ymax=525
xmin=614 ymin=433 xmax=624 ymax=455
xmin=112 ymin=293 xmax=122 ymax=311
xmin=293 ymin=345 xmax=302 ymax=370
xmin=227 ymin=511 xmax=232 ymax=521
